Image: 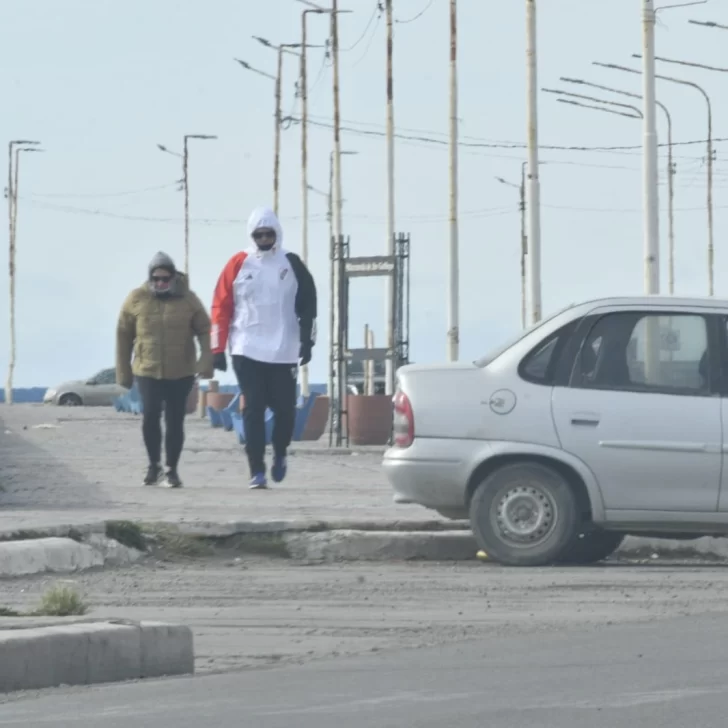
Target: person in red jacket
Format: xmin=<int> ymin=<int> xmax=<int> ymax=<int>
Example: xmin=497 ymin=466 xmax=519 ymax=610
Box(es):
xmin=211 ymin=206 xmax=317 ymax=489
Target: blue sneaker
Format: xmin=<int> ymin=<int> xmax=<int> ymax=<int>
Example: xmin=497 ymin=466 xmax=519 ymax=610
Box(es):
xmin=249 ymin=472 xmax=268 ymax=490
xmin=271 ymin=456 xmax=288 ymax=483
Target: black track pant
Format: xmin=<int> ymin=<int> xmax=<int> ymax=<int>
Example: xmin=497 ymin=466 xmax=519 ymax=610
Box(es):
xmin=136 ymin=376 xmax=195 ymax=470
xmin=232 ymin=355 xmax=297 ymax=475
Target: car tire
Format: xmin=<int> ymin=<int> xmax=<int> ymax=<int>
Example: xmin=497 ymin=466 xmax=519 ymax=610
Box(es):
xmin=469 ymin=462 xmax=580 ymax=567
xmin=559 ymin=531 xmax=624 ymax=565
xmin=58 ymin=393 xmax=82 ymax=407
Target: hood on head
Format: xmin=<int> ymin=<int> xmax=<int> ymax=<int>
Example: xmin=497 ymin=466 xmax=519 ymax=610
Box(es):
xmin=148 ymin=251 xmax=176 ymax=276
xmin=247 ymin=207 xmax=283 ymax=247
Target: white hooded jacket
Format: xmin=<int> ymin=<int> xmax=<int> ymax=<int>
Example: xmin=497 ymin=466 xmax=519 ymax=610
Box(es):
xmin=210 ymin=207 xmax=317 ymax=364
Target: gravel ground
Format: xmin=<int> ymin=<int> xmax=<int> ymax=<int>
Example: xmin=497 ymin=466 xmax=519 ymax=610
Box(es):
xmin=4 ymin=555 xmax=728 ymax=676
xmin=0 ymin=405 xmax=431 ymax=533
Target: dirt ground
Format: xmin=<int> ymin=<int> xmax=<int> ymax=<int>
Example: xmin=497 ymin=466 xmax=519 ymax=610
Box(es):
xmin=4 ymin=554 xmax=728 ymax=676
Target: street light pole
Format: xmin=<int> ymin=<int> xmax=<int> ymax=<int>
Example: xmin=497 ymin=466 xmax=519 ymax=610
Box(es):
xmin=496 ymin=162 xmax=528 ymax=329
xmin=525 ymin=0 xmax=542 ymax=324
xmin=6 ymin=143 xmax=43 ymax=406
xmin=158 ymin=134 xmax=217 ymax=277
xmin=595 ymin=60 xmax=713 ymax=295
xmin=447 ymin=0 xmax=459 ymax=360
xmin=384 ymin=0 xmax=396 ymax=394
xmin=559 ymin=76 xmax=676 ymax=293
xmin=641 ymin=0 xmax=660 ymax=296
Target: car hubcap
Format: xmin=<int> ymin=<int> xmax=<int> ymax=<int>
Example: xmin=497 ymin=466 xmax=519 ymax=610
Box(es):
xmin=495 ymin=485 xmax=556 ymax=546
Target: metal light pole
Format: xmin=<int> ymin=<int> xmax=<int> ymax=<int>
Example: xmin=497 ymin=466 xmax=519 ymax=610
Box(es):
xmin=560 ymin=76 xmax=676 ymax=293
xmin=526 ymin=0 xmax=542 ymax=324
xmin=384 ymin=0 xmax=396 ymax=394
xmin=496 ymin=162 xmax=527 ymax=329
xmin=157 ymin=134 xmax=217 ymax=277
xmin=632 ymin=53 xmax=720 ymax=295
xmin=639 ymin=0 xmax=660 ymax=296
xmin=6 ymin=143 xmax=43 ymax=406
xmin=447 ymin=0 xmax=459 ymax=359
xmin=595 ymin=60 xmax=713 ymax=295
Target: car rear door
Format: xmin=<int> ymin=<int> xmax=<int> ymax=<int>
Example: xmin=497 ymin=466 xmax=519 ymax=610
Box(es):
xmin=551 ymin=305 xmax=722 ymax=513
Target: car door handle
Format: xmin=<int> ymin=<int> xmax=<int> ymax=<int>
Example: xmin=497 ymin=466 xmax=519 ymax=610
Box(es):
xmin=570 ymin=414 xmax=600 ymax=427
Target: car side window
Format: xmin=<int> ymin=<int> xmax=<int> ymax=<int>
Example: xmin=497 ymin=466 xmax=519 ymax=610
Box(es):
xmin=519 ymin=323 xmax=576 ymax=386
xmin=572 ymin=312 xmax=709 ymax=395
xmin=93 ymin=369 xmax=116 ymax=385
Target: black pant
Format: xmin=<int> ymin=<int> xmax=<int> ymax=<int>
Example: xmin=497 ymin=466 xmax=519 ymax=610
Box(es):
xmin=232 ymin=355 xmax=297 ymax=474
xmin=136 ymin=376 xmax=195 ymax=470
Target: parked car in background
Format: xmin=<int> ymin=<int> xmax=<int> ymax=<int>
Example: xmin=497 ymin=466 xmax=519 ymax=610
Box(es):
xmin=44 ymin=367 xmax=127 ymax=406
xmin=384 ymin=296 xmax=728 ymax=567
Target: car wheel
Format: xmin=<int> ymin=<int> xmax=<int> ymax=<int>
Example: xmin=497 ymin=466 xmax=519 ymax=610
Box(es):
xmin=469 ymin=462 xmax=580 ymax=567
xmin=58 ymin=393 xmax=82 ymax=407
xmin=559 ymin=531 xmax=624 ymax=565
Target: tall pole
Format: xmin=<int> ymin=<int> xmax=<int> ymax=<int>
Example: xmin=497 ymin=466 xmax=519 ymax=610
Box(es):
xmin=447 ymin=0 xmax=459 ymax=360
xmin=384 ymin=0 xmax=396 ymax=394
xmin=182 ymin=137 xmax=190 ymax=276
xmin=300 ymin=13 xmax=311 ymax=397
xmin=331 ymin=0 xmax=345 ymax=431
xmin=525 ymin=0 xmax=542 ymax=324
xmin=6 ymin=145 xmax=42 ymax=405
xmin=274 ymin=48 xmax=283 ymax=216
xmin=519 ymin=161 xmax=527 ymax=329
xmin=327 ymin=152 xmax=335 ymax=412
xmin=662 ymin=102 xmax=675 ymax=295
xmin=641 ymin=0 xmax=660 ymax=295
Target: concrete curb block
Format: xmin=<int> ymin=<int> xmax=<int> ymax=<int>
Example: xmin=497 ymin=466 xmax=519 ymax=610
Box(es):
xmin=0 ymin=619 xmax=194 ymax=693
xmin=282 ymin=530 xmax=478 ymax=562
xmin=173 ymin=518 xmax=470 ymax=538
xmin=0 ymin=536 xmax=143 ymax=578
xmin=617 ymin=535 xmax=728 ymax=561
xmin=0 ymin=522 xmax=106 ymax=542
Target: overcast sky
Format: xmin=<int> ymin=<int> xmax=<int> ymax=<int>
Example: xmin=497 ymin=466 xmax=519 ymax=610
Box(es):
xmin=2 ymin=0 xmax=727 ymax=387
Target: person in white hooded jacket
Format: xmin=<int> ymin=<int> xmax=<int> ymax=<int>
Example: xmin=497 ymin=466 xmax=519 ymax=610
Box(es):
xmin=211 ymin=206 xmax=317 ymax=489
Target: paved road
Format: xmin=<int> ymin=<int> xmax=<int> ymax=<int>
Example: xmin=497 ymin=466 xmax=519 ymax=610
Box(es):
xmin=0 ymin=406 xmax=429 ymax=533
xmin=3 ymin=613 xmax=728 ymax=727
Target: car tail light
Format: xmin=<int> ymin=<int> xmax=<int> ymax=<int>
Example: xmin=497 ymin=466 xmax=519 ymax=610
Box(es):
xmin=392 ymin=389 xmax=414 ymax=448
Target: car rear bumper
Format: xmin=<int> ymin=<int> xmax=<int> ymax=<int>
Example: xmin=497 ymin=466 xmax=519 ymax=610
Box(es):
xmin=382 ymin=438 xmax=485 ymax=510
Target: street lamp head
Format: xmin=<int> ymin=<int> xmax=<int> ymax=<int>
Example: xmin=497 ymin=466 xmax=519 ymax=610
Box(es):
xmin=157 ymin=143 xmax=169 ymax=153
xmin=253 ymin=35 xmax=272 ymax=47
xmin=11 ymin=140 xmax=41 ymax=146
xmin=560 ymin=76 xmax=585 ymax=85
xmin=235 ymin=58 xmax=251 ymax=70
xmin=186 ymin=134 xmax=217 ymax=140
xmin=19 ymin=147 xmax=45 ymax=153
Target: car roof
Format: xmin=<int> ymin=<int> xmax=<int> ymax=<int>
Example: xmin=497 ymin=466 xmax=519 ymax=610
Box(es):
xmin=568 ymin=295 xmax=728 ymax=313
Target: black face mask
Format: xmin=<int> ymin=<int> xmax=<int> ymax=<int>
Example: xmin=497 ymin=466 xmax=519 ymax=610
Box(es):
xmin=256 ymin=241 xmax=275 ymax=251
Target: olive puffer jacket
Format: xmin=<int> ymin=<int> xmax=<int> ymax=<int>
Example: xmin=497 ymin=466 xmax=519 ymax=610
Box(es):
xmin=116 ymin=273 xmax=213 ymax=387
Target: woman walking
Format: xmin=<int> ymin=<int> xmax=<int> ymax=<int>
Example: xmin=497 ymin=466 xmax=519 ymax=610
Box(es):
xmin=116 ymin=252 xmax=213 ymax=487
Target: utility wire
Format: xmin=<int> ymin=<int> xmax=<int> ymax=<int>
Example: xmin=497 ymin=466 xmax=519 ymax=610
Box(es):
xmin=396 ymin=0 xmax=436 ymax=24
xmin=284 ymin=113 xmax=728 ymax=153
xmin=342 ymin=1 xmax=381 ymax=52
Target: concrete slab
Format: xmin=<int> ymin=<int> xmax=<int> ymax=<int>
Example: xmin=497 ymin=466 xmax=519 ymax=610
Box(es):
xmin=0 ymin=619 xmax=193 ymax=693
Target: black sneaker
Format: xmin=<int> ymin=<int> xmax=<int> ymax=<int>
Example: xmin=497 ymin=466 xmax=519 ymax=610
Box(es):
xmin=164 ymin=469 xmax=183 ymax=489
xmin=143 ymin=463 xmax=164 ymax=486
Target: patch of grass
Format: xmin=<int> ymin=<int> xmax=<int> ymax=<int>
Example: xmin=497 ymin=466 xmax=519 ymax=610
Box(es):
xmin=33 ymin=584 xmax=89 ymax=617
xmin=0 ymin=529 xmax=48 ymax=543
xmin=142 ymin=524 xmax=212 ymax=560
xmin=106 ymin=521 xmax=147 ymax=552
xmin=0 ymin=606 xmax=22 ymax=617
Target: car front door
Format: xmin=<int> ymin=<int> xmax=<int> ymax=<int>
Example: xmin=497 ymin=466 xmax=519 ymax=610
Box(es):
xmin=85 ymin=368 xmax=119 ymax=406
xmin=551 ymin=307 xmax=722 ymax=513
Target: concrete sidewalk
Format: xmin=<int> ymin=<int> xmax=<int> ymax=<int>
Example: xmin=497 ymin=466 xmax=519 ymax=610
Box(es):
xmin=0 ymin=405 xmax=430 ymax=534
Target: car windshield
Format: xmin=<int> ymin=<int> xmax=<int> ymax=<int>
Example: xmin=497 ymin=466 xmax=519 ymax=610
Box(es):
xmin=474 ymin=302 xmax=576 ymax=368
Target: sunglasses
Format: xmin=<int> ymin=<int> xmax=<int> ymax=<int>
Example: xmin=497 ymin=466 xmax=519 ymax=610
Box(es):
xmin=252 ymin=230 xmax=276 ymax=241
xmin=152 ymin=275 xmax=172 ymax=283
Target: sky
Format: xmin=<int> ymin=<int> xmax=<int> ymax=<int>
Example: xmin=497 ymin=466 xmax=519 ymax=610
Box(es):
xmin=1 ymin=0 xmax=728 ymax=388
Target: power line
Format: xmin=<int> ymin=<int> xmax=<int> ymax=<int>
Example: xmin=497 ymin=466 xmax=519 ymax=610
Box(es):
xmin=396 ymin=0 xmax=436 ymax=24
xmin=284 ymin=113 xmax=727 ymax=153
xmin=342 ymin=2 xmax=382 ymax=52
xmin=27 ymin=182 xmax=179 ymax=199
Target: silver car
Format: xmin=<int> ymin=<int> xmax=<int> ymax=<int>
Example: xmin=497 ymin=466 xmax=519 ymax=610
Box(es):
xmin=384 ymin=296 xmax=728 ymax=566
xmin=44 ymin=367 xmax=127 ymax=407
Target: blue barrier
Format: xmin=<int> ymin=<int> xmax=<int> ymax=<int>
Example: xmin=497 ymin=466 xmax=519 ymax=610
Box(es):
xmin=231 ymin=409 xmax=275 ymax=445
xmin=0 ymin=387 xmax=47 ymax=404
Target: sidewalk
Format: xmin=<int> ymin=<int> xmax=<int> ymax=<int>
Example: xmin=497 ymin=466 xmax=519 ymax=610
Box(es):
xmin=0 ymin=405 xmax=441 ymax=534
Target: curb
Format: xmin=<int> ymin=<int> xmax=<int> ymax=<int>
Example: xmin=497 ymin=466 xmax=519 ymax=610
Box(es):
xmin=617 ymin=535 xmax=728 ymax=561
xmin=0 ymin=618 xmax=193 ymax=693
xmin=282 ymin=530 xmax=476 ymax=562
xmin=0 ymin=535 xmax=143 ymax=578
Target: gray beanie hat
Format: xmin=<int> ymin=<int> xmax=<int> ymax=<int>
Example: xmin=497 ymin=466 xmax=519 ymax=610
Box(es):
xmin=148 ymin=251 xmax=176 ymax=277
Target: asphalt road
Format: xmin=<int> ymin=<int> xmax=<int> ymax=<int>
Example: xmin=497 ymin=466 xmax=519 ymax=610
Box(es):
xmin=3 ymin=613 xmax=728 ymax=727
